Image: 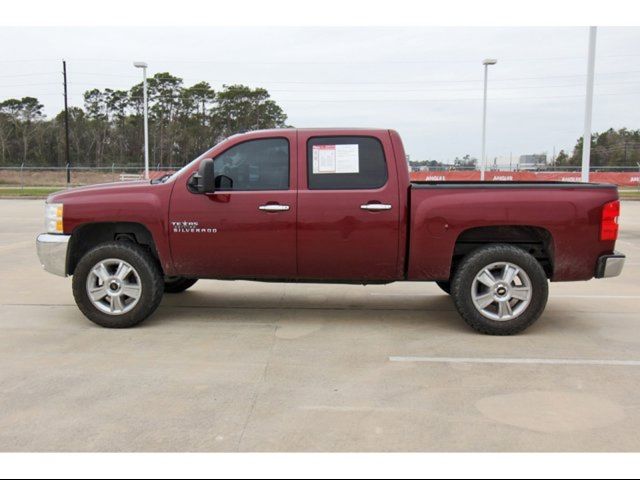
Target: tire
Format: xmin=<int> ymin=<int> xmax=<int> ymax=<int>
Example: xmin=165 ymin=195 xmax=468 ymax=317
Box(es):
xmin=164 ymin=276 xmax=198 ymax=293
xmin=451 ymin=244 xmax=548 ymax=335
xmin=435 ymin=280 xmax=451 ymax=295
xmin=72 ymin=241 xmax=164 ymax=328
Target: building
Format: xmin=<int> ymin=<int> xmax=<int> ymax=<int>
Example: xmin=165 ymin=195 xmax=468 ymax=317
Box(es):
xmin=518 ymin=154 xmax=547 ymax=171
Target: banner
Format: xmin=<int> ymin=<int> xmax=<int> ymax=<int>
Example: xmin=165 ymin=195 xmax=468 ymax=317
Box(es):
xmin=410 ymin=171 xmax=640 ymax=187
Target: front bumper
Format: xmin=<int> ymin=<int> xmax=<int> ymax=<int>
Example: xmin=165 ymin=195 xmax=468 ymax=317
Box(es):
xmin=36 ymin=233 xmax=70 ymax=277
xmin=595 ymin=251 xmax=626 ymax=278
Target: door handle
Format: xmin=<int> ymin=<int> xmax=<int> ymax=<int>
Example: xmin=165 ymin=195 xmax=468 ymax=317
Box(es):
xmin=258 ymin=204 xmax=290 ymax=212
xmin=360 ymin=203 xmax=392 ymax=211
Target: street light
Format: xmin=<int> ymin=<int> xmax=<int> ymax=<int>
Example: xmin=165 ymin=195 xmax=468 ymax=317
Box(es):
xmin=581 ymin=27 xmax=597 ymax=183
xmin=480 ymin=58 xmax=497 ymax=181
xmin=133 ymin=61 xmax=149 ymax=180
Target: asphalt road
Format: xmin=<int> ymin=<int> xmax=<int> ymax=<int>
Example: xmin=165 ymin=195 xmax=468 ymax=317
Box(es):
xmin=0 ymin=199 xmax=639 ymax=452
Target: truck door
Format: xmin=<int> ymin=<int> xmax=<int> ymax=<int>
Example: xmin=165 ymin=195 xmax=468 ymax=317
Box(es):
xmin=169 ymin=133 xmax=297 ymax=279
xmin=296 ymin=132 xmax=401 ymax=281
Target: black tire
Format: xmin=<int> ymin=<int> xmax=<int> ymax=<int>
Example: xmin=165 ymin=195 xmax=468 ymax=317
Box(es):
xmin=451 ymin=244 xmax=548 ymax=335
xmin=435 ymin=280 xmax=452 ymax=295
xmin=72 ymin=241 xmax=164 ymax=328
xmin=164 ymin=276 xmax=198 ymax=293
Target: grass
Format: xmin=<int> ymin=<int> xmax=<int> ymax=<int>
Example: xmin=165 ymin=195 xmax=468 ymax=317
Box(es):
xmin=0 ymin=187 xmax=62 ymax=197
xmin=619 ymin=187 xmax=640 ymax=200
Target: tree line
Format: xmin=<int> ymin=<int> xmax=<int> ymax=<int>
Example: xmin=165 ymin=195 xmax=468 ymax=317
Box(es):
xmin=554 ymin=128 xmax=640 ymax=168
xmin=0 ymin=72 xmax=289 ymax=168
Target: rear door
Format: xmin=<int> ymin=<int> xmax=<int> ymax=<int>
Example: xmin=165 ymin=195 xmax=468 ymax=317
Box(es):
xmin=296 ymin=131 xmax=401 ymax=281
xmin=169 ymin=132 xmax=297 ymax=279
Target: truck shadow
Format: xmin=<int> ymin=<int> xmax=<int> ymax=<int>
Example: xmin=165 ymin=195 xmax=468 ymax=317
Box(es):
xmin=146 ymin=287 xmax=476 ymax=333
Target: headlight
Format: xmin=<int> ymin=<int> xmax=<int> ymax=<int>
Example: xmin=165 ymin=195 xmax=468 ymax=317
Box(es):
xmin=45 ymin=203 xmax=64 ymax=234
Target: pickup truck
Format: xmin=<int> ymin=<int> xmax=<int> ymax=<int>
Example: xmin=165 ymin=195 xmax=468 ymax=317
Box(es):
xmin=36 ymin=128 xmax=626 ymax=335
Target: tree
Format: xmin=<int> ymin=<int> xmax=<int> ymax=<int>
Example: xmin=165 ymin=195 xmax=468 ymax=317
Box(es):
xmin=0 ymin=74 xmax=290 ymax=168
xmin=214 ymin=85 xmax=288 ymax=140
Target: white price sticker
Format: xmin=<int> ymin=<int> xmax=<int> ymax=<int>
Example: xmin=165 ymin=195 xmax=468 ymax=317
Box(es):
xmin=312 ymin=144 xmax=359 ymax=174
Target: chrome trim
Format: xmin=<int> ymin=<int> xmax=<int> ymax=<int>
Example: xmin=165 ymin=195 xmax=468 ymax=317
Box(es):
xmin=36 ymin=233 xmax=70 ymax=277
xmin=596 ymin=252 xmax=626 ymax=278
xmin=361 ymin=203 xmax=392 ymax=211
xmin=258 ymin=204 xmax=290 ymax=212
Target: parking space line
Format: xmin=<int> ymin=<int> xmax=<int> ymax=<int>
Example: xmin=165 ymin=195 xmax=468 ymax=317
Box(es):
xmin=389 ymin=356 xmax=640 ymax=366
xmin=370 ymin=293 xmax=640 ymax=299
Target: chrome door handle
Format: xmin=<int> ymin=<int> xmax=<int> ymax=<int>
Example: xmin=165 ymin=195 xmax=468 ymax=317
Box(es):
xmin=360 ymin=203 xmax=392 ymax=211
xmin=259 ymin=204 xmax=290 ymax=212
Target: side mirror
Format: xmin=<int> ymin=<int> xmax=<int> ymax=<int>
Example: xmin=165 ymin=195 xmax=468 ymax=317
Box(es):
xmin=190 ymin=159 xmax=215 ymax=194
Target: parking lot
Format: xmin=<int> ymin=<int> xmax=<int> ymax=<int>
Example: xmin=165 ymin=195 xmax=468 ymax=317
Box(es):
xmin=0 ymin=198 xmax=639 ymax=452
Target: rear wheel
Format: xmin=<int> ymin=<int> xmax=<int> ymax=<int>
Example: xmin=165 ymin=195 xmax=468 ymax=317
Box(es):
xmin=451 ymin=244 xmax=548 ymax=335
xmin=164 ymin=276 xmax=198 ymax=293
xmin=72 ymin=242 xmax=164 ymax=328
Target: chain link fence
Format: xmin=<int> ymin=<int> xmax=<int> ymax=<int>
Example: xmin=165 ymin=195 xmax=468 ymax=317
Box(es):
xmin=0 ymin=164 xmax=180 ymax=189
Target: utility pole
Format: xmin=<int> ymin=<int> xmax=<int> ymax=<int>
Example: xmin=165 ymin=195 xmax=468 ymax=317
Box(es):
xmin=133 ymin=62 xmax=149 ymax=179
xmin=581 ymin=27 xmax=597 ymax=183
xmin=63 ymin=60 xmax=71 ymax=185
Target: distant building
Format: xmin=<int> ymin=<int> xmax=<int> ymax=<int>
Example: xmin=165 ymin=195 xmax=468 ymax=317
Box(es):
xmin=518 ymin=154 xmax=547 ymax=170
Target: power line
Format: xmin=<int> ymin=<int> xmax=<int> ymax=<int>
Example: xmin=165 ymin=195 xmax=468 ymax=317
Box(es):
xmin=54 ymin=79 xmax=640 ymax=94
xmin=67 ymin=69 xmax=640 ymax=85
xmin=40 ymin=53 xmax=640 ymax=64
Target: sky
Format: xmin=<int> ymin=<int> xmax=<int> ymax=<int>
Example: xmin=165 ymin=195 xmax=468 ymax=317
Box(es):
xmin=0 ymin=26 xmax=639 ymax=165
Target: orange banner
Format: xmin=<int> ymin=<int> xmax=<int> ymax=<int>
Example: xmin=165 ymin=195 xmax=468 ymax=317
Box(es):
xmin=410 ymin=171 xmax=640 ymax=187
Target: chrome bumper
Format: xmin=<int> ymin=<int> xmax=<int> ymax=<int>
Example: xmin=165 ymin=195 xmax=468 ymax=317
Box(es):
xmin=595 ymin=251 xmax=626 ymax=279
xmin=36 ymin=233 xmax=70 ymax=277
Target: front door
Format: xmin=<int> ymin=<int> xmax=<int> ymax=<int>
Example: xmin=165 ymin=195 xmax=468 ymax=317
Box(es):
xmin=169 ymin=133 xmax=297 ymax=279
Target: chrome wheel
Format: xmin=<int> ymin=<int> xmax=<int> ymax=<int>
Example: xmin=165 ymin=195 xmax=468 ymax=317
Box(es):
xmin=86 ymin=258 xmax=142 ymax=315
xmin=471 ymin=261 xmax=532 ymax=322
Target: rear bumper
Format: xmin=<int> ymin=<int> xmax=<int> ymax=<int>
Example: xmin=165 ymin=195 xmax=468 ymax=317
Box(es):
xmin=595 ymin=251 xmax=626 ymax=278
xmin=36 ymin=233 xmax=70 ymax=277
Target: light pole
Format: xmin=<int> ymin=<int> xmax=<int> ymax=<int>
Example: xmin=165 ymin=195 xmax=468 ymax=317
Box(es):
xmin=581 ymin=27 xmax=597 ymax=183
xmin=480 ymin=58 xmax=497 ymax=181
xmin=133 ymin=61 xmax=149 ymax=180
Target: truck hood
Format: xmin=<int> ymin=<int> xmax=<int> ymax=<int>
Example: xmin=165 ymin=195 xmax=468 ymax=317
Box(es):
xmin=46 ymin=180 xmax=152 ymax=203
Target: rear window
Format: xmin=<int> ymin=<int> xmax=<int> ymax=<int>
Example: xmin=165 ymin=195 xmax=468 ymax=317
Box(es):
xmin=307 ymin=136 xmax=388 ymax=190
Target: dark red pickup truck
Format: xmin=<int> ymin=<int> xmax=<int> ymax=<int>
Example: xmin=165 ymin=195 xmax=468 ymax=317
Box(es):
xmin=36 ymin=128 xmax=625 ymax=334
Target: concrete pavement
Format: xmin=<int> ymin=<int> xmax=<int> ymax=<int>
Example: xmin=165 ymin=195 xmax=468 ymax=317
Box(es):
xmin=0 ymin=199 xmax=639 ymax=451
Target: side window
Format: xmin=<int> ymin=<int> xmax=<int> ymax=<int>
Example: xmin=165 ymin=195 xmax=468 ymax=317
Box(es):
xmin=307 ymin=136 xmax=388 ymax=190
xmin=213 ymin=138 xmax=289 ymax=191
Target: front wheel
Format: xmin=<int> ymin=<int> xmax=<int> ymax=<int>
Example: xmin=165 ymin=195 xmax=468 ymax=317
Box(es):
xmin=451 ymin=244 xmax=548 ymax=335
xmin=72 ymin=242 xmax=164 ymax=328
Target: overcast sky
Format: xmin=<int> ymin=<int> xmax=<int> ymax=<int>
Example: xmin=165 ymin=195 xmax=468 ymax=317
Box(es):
xmin=0 ymin=26 xmax=638 ymax=164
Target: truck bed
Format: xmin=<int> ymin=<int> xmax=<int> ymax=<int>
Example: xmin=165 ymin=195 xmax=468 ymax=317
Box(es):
xmin=405 ymin=181 xmax=619 ymax=282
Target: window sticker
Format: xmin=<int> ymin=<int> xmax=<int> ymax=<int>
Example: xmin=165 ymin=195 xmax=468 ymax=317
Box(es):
xmin=312 ymin=144 xmax=359 ymax=174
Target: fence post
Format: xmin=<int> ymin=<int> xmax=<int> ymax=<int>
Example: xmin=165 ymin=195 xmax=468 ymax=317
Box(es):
xmin=20 ymin=163 xmax=24 ymax=190
xmin=65 ymin=163 xmax=70 ymax=188
xmin=112 ymin=163 xmax=115 ymax=183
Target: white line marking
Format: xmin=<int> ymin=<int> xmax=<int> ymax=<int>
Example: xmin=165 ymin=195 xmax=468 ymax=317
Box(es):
xmin=370 ymin=293 xmax=640 ymax=299
xmin=554 ymin=294 xmax=640 ymax=299
xmin=389 ymin=356 xmax=640 ymax=366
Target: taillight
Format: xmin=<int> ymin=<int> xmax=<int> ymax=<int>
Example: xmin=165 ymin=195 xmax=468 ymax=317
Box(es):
xmin=600 ymin=200 xmax=620 ymax=241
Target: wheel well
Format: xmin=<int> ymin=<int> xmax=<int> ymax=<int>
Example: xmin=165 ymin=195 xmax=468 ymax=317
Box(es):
xmin=452 ymin=226 xmax=554 ymax=278
xmin=67 ymin=222 xmax=160 ymax=275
